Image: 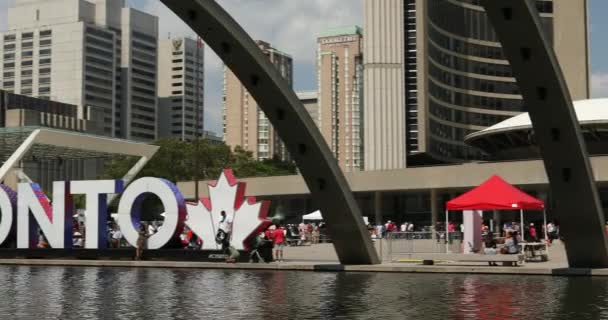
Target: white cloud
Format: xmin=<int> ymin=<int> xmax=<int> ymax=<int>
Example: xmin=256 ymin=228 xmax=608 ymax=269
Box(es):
xmin=0 ymin=1 xmax=362 ymax=135
xmin=140 ymin=0 xmax=363 ymax=135
xmin=592 ymin=73 xmax=608 ymax=98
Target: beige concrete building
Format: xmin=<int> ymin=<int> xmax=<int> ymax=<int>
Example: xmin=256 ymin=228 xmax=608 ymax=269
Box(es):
xmin=363 ymin=0 xmax=589 ymax=169
xmin=157 ymin=37 xmax=204 ymax=141
xmin=297 ymin=91 xmax=319 ymax=127
xmin=178 ymin=154 xmax=608 ymax=231
xmin=0 ymin=0 xmax=159 ymax=141
xmin=223 ymin=40 xmax=292 ymax=160
xmin=363 ymin=0 xmax=406 ymax=171
xmin=317 ymin=27 xmax=364 ymax=172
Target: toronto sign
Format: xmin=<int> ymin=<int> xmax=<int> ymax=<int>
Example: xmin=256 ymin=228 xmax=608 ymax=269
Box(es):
xmin=0 ymin=169 xmax=271 ymax=251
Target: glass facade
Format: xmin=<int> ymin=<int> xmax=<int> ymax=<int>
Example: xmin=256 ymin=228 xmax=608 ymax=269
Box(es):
xmin=426 ymin=0 xmax=554 ymax=161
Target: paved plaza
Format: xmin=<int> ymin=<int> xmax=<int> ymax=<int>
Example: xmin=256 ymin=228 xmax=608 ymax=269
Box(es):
xmin=0 ymin=240 xmax=590 ymax=276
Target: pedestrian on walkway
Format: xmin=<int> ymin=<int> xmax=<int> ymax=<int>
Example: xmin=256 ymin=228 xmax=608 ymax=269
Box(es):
xmin=271 ymin=225 xmax=286 ymax=262
xmin=135 ymin=224 xmax=149 ymax=260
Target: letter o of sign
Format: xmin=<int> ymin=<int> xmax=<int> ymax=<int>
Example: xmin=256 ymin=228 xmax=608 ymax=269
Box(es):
xmin=0 ymin=185 xmax=16 ymax=245
xmin=117 ymin=178 xmax=186 ymax=249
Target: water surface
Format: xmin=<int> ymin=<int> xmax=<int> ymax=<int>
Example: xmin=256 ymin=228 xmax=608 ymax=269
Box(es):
xmin=0 ymin=266 xmax=606 ymax=319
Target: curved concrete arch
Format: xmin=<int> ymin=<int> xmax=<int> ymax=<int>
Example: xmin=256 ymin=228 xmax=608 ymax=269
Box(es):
xmin=160 ymin=0 xmax=379 ymax=264
xmin=481 ymin=0 xmax=608 ymax=268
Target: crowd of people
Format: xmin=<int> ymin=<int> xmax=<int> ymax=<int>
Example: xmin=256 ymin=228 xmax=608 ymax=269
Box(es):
xmin=285 ymin=222 xmax=322 ymax=245
xmin=33 ymin=213 xmax=565 ymax=264
xmin=52 ymin=212 xmax=309 ymax=263
xmin=369 ymin=220 xmax=417 ymax=239
xmin=366 ymin=219 xmax=561 ymax=242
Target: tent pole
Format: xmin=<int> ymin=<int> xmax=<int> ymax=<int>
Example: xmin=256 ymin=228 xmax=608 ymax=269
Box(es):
xmin=543 ymin=208 xmax=549 ymax=257
xmin=520 ymin=209 xmax=524 ymax=241
xmin=543 ymin=209 xmax=548 ymax=241
xmin=445 ymin=210 xmax=449 ymax=254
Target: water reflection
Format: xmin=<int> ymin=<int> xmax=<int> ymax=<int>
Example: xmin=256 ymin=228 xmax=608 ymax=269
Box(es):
xmin=0 ymin=266 xmax=606 ymax=319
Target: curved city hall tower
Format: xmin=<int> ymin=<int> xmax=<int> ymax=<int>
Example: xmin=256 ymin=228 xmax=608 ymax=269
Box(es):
xmin=364 ymin=0 xmax=589 ymax=168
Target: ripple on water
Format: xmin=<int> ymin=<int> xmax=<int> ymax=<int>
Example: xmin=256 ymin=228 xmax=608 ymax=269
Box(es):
xmin=0 ymin=266 xmax=605 ymax=319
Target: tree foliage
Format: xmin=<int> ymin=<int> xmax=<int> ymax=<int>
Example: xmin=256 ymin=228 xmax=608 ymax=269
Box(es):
xmin=101 ymin=138 xmax=297 ymax=182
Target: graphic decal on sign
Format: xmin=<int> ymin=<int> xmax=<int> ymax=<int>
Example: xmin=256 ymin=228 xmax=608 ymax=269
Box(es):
xmin=186 ymin=169 xmax=271 ymax=250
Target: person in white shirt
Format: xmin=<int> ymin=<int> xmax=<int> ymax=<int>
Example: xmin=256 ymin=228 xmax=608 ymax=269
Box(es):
xmin=111 ymin=227 xmax=123 ymax=248
xmin=219 ymin=210 xmax=233 ymax=234
xmin=375 ymin=224 xmax=384 ymax=239
xmin=400 ymin=223 xmax=407 ymax=232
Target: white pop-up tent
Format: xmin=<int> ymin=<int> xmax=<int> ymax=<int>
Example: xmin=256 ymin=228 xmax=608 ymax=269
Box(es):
xmin=302 ymin=210 xmax=323 ymax=220
xmin=302 ymin=210 xmax=369 ymax=225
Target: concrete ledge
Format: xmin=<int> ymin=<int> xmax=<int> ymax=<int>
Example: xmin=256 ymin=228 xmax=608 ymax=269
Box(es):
xmin=396 ymin=253 xmax=524 ymax=262
xmin=0 ymin=259 xmax=607 ymax=277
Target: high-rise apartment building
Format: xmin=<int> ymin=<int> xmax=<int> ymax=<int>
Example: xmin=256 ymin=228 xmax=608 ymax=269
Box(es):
xmin=158 ymin=37 xmax=204 ymax=141
xmin=0 ymin=0 xmax=159 ymax=141
xmin=223 ymin=40 xmax=293 ymax=160
xmin=363 ymin=0 xmax=589 ymax=169
xmin=317 ymin=27 xmax=364 ymax=172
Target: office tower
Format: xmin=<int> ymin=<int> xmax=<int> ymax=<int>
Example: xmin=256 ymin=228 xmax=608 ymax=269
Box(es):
xmin=158 ymin=37 xmax=204 ymax=141
xmin=363 ymin=0 xmax=589 ymax=169
xmin=223 ymin=40 xmax=293 ymax=161
xmin=317 ymin=26 xmax=364 ymax=171
xmin=0 ymin=0 xmax=159 ymax=141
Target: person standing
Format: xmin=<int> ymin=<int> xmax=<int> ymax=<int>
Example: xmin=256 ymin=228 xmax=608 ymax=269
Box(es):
xmin=529 ymin=223 xmax=538 ymax=242
xmin=306 ymin=223 xmax=313 ymax=243
xmin=299 ymin=222 xmax=307 ymax=245
xmin=547 ymin=222 xmax=557 ymax=243
xmin=312 ymin=224 xmax=320 ymax=244
xmin=218 ymin=210 xmax=233 ymax=251
xmin=375 ymin=224 xmax=384 ymax=239
xmin=135 ymin=224 xmax=148 ymax=260
xmin=111 ymin=225 xmax=123 ymax=248
xmin=271 ymin=225 xmax=286 ymax=262
xmin=219 ymin=211 xmax=233 ymax=238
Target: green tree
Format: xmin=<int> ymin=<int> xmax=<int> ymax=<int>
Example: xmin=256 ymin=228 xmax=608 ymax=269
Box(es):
xmin=101 ymin=139 xmax=296 ymax=182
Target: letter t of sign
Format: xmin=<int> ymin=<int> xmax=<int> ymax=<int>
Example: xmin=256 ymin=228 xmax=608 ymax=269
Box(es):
xmin=71 ymin=180 xmax=124 ymax=249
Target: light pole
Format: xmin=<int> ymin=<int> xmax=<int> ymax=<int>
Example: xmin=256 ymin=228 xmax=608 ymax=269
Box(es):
xmin=193 ymin=36 xmax=203 ymax=201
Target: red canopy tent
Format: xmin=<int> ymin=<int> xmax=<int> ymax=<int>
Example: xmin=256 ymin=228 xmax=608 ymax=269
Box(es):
xmin=445 ymin=175 xmax=547 ymax=246
xmin=447 ymin=175 xmax=544 ymax=211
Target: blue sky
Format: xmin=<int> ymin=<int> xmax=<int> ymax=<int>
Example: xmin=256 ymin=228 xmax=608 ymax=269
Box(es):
xmin=589 ymin=0 xmax=608 ymax=96
xmin=0 ymin=0 xmax=607 ymax=135
xmin=590 ymin=1 xmax=608 ymax=72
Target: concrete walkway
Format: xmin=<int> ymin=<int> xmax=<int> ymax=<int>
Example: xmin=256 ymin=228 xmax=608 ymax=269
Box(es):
xmin=0 ymin=257 xmax=603 ymax=277
xmin=0 ymin=240 xmax=595 ymax=276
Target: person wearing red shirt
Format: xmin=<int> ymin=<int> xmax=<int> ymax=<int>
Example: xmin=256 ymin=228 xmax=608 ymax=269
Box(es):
xmin=529 ymin=223 xmax=538 ymax=242
xmin=271 ymin=225 xmax=286 ymax=262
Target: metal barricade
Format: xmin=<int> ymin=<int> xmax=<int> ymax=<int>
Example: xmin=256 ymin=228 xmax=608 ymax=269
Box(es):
xmin=383 ymin=231 xmax=463 ymax=262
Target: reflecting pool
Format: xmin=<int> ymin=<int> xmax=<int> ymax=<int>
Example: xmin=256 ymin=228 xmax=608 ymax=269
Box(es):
xmin=0 ymin=266 xmax=605 ymax=319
